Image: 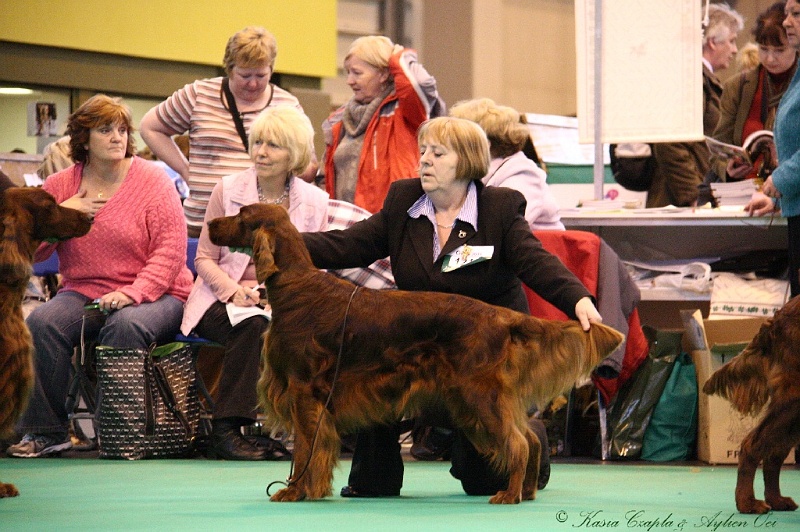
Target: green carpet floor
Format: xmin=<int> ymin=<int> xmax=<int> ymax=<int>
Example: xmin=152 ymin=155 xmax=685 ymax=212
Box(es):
xmin=2 ymin=457 xmax=800 ymax=531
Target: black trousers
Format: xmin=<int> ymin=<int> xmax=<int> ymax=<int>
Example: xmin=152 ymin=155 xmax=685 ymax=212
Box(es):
xmin=194 ymin=301 xmax=269 ymax=421
xmin=788 ymin=215 xmax=800 ymax=298
xmin=347 ymin=423 xmax=511 ymax=496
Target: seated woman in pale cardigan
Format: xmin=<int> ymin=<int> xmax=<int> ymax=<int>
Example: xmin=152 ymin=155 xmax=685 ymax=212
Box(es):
xmin=450 ymin=97 xmax=564 ymax=231
xmin=179 ymin=106 xmax=327 ymax=461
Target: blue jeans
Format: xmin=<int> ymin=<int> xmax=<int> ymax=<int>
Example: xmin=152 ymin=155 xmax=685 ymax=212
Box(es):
xmin=17 ymin=290 xmax=185 ymax=437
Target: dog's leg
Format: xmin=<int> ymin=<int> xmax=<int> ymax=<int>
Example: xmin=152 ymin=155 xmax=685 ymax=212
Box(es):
xmin=0 ymin=481 xmax=20 ymax=498
xmin=270 ymin=385 xmax=339 ymax=502
xmin=485 ymin=424 xmax=528 ymax=504
xmin=736 ymin=401 xmax=800 ymax=514
xmin=462 ymin=406 xmax=529 ymax=503
xmin=736 ymin=428 xmax=770 ymax=514
xmin=763 ymin=451 xmax=798 ymax=512
xmin=761 ymin=401 xmax=800 ymax=512
xmin=520 ymin=427 xmax=541 ymax=501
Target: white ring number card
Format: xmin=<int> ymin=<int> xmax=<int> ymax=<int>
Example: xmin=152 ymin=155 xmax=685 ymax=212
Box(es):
xmin=442 ymin=245 xmax=494 ymax=272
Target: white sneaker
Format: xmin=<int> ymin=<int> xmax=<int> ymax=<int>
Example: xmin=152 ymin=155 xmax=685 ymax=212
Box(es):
xmin=6 ymin=433 xmax=72 ymax=458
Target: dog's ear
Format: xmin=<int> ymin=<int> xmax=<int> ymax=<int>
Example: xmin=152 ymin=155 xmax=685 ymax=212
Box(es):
xmin=0 ymin=210 xmax=35 ymax=285
xmin=253 ymin=227 xmax=279 ymax=282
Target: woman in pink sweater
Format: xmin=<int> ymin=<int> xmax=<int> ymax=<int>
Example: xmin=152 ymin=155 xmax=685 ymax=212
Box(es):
xmin=7 ymin=95 xmax=193 ymax=459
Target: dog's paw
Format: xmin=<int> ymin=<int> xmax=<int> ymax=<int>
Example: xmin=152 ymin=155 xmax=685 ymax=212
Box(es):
xmin=766 ymin=495 xmax=798 ymax=512
xmin=736 ymin=497 xmax=771 ymax=515
xmin=521 ymin=487 xmax=537 ymax=501
xmin=0 ymin=482 xmax=20 ymax=498
xmin=270 ymin=486 xmax=307 ymax=502
xmin=489 ymin=490 xmax=522 ymax=504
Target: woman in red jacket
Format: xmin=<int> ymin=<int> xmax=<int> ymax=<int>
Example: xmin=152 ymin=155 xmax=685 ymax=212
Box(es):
xmin=321 ymin=35 xmax=445 ymax=213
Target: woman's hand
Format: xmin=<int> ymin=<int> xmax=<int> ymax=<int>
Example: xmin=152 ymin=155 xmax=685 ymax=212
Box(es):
xmin=745 ymin=191 xmax=779 ymax=217
xmin=759 ymin=176 xmax=781 ymax=199
xmin=99 ymin=291 xmax=134 ymax=312
xmin=62 ymin=188 xmax=107 ymax=218
xmin=575 ymin=296 xmax=602 ymax=331
xmin=726 ymin=158 xmax=752 ymax=180
xmin=229 ymin=286 xmax=260 ymax=307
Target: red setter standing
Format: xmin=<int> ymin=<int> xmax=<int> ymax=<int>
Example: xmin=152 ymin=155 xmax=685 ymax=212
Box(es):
xmin=0 ymin=177 xmax=91 ymax=498
xmin=209 ymin=204 xmax=624 ymax=504
xmin=704 ymin=295 xmax=800 ymax=514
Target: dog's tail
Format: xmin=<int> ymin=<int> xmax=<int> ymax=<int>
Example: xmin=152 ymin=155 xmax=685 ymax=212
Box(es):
xmin=518 ymin=319 xmax=624 ymax=409
xmin=702 ymin=329 xmax=772 ymax=416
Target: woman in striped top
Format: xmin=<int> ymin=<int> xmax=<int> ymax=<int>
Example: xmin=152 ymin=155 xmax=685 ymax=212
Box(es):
xmin=140 ymin=26 xmax=318 ymax=238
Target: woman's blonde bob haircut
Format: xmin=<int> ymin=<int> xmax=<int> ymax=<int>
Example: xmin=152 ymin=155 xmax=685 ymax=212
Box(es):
xmin=223 ymin=26 xmax=278 ymax=75
xmin=345 ymin=35 xmax=394 ymax=69
xmin=449 ymin=97 xmax=529 ymax=158
xmin=417 ymin=117 xmax=490 ymax=182
xmin=249 ymin=106 xmax=315 ymax=177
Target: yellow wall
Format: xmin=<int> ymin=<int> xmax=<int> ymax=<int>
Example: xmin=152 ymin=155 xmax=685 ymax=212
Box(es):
xmin=0 ymin=0 xmax=337 ymax=78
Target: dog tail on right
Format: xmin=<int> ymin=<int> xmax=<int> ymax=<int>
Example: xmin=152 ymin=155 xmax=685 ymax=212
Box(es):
xmin=702 ymin=326 xmax=772 ymax=417
xmin=520 ymin=319 xmax=624 ymax=411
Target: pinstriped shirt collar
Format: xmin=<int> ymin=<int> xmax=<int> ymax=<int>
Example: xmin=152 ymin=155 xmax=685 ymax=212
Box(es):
xmin=408 ymin=181 xmax=478 ymax=261
xmin=408 ymin=180 xmax=478 ymax=229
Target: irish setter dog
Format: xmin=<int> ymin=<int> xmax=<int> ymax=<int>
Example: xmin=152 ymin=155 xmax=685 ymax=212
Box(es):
xmin=208 ymin=203 xmax=624 ymax=504
xmin=0 ymin=179 xmax=91 ymax=498
xmin=704 ymin=295 xmax=800 ymax=514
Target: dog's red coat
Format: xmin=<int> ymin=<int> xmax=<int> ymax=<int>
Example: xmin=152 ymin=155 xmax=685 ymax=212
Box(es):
xmin=209 ymin=203 xmax=624 ymax=504
xmin=0 ymin=186 xmax=91 ymax=498
xmin=704 ymin=295 xmax=800 ymax=514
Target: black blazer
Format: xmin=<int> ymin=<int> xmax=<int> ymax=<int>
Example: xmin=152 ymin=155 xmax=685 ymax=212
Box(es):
xmin=303 ymin=179 xmax=590 ymax=317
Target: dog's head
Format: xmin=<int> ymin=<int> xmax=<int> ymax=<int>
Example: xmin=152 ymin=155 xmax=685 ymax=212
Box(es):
xmin=1 ymin=186 xmax=92 ymax=286
xmin=2 ymin=187 xmax=92 ymax=248
xmin=209 ymin=203 xmax=303 ymax=283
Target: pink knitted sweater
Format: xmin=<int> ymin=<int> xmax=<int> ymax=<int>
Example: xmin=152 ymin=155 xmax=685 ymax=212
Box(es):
xmin=37 ymin=157 xmax=194 ymax=303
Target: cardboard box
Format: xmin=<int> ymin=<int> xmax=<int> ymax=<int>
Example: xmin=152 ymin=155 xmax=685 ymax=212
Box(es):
xmin=681 ymin=310 xmax=790 ymax=465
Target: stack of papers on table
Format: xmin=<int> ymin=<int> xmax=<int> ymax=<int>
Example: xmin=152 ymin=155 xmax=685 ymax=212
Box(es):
xmin=709 ymin=180 xmax=757 ymax=207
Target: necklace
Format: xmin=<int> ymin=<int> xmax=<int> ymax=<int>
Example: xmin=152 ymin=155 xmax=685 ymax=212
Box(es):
xmin=83 ymin=163 xmax=127 ymax=198
xmin=436 ymin=221 xmax=455 ymax=229
xmin=258 ymin=180 xmax=290 ymax=205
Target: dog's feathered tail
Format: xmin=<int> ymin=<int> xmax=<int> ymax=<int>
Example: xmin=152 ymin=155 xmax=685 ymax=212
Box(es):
xmin=514 ymin=319 xmax=624 ymax=410
xmin=703 ymin=327 xmax=772 ymax=417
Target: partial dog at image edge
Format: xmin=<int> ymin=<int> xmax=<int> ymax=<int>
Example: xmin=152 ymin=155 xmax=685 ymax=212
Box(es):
xmin=703 ymin=295 xmax=800 ymax=514
xmin=208 ymin=203 xmax=625 ymax=504
xmin=0 ymin=181 xmax=92 ymax=498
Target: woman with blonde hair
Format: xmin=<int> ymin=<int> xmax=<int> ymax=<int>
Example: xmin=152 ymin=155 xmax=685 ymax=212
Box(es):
xmin=180 ymin=106 xmax=327 ymax=461
xmin=141 ymin=26 xmax=317 ymax=238
xmin=449 ymin=97 xmax=563 ymax=231
xmin=321 ymin=35 xmax=445 ymax=213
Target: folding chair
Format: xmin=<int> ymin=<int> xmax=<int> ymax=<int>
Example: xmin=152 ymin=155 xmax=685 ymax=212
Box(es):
xmin=178 ymin=237 xmax=218 ymax=442
xmin=64 ymin=323 xmax=98 ymax=450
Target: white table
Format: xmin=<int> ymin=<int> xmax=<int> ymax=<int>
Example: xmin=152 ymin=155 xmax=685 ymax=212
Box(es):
xmin=560 ymin=207 xmax=788 ymax=309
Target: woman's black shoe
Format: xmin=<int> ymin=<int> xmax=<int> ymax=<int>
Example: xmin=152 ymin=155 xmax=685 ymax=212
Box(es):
xmin=246 ymin=434 xmax=292 ymax=461
xmin=410 ymin=426 xmax=453 ymax=461
xmin=340 ymin=485 xmax=397 ymax=498
xmin=208 ymin=421 xmax=267 ymax=461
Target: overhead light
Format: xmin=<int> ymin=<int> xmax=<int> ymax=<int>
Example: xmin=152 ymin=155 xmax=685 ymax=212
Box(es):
xmin=0 ymin=88 xmax=34 ymax=95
